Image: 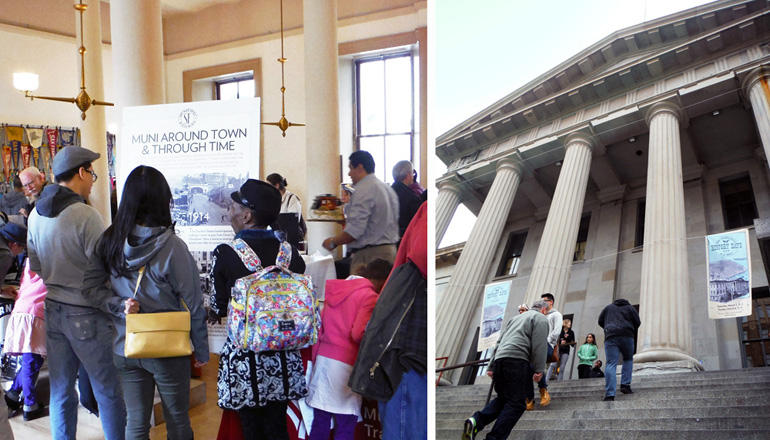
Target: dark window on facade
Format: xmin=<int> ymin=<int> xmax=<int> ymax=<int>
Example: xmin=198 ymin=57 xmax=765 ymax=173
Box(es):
xmin=216 ymin=74 xmax=255 ymax=100
xmin=720 ymin=175 xmax=758 ymax=230
xmin=635 ymin=199 xmax=646 ymax=248
xmin=573 ymin=213 xmax=591 ymax=262
xmin=496 ymin=230 xmax=528 ymax=277
xmin=355 ymin=51 xmax=417 ymax=183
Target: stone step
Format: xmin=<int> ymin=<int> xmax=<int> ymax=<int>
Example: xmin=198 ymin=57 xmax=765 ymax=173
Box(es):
xmin=439 ymin=414 xmax=770 ymax=431
xmin=436 ymin=404 xmax=767 ymax=423
xmin=436 ymin=428 xmax=770 ymax=440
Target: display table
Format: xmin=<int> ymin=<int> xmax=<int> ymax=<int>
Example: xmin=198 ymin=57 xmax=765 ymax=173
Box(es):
xmin=301 ymin=252 xmax=337 ymax=301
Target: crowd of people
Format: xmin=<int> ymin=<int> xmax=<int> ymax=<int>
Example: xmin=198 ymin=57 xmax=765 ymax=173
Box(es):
xmin=463 ymin=295 xmax=641 ymax=440
xmin=0 ymin=148 xmax=427 ymax=440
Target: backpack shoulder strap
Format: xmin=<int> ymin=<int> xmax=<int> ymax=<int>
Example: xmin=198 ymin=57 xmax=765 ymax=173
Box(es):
xmin=275 ymin=240 xmax=293 ymax=269
xmin=228 ymin=238 xmax=263 ymax=272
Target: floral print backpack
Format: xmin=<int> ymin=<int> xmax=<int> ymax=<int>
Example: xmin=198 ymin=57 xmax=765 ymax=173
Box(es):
xmin=226 ymin=238 xmax=321 ymax=351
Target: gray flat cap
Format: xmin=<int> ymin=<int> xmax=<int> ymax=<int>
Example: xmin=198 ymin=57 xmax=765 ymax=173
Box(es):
xmin=52 ymin=146 xmax=100 ymax=177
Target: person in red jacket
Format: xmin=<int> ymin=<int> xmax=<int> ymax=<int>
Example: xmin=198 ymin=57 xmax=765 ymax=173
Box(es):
xmin=306 ymin=259 xmax=392 ymax=440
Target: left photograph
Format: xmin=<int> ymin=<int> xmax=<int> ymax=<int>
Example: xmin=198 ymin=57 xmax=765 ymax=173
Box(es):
xmin=0 ymin=1 xmax=428 ymax=439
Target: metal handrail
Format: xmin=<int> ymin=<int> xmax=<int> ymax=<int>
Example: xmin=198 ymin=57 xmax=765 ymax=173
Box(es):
xmin=435 ymin=358 xmax=495 ymax=405
xmin=435 ymin=357 xmax=448 ymax=385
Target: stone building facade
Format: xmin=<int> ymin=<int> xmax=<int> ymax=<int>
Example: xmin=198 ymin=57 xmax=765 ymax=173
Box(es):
xmin=436 ymin=0 xmax=770 ymax=382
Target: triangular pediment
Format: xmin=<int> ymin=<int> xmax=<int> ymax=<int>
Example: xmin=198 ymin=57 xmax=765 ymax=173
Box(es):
xmin=437 ymin=0 xmax=770 ymax=165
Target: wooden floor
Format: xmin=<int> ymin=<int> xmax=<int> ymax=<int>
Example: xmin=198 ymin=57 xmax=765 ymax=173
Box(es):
xmin=7 ymin=355 xmax=223 ymax=440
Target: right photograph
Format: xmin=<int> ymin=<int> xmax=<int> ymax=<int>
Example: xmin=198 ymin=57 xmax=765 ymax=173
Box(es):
xmin=434 ymin=0 xmax=770 ymax=439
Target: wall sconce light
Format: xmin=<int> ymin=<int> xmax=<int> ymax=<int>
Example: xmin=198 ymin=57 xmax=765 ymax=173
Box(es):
xmin=555 ymin=161 xmax=562 ymax=167
xmin=629 ymin=136 xmax=636 ymax=143
xmin=712 ymin=109 xmax=720 ymax=116
xmin=13 ymin=0 xmax=112 ymax=120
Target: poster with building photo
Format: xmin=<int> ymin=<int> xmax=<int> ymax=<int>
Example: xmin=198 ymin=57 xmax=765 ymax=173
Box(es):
xmin=706 ymin=229 xmax=752 ymax=319
xmin=119 ymin=98 xmax=261 ymax=353
xmin=477 ymin=280 xmax=512 ymax=351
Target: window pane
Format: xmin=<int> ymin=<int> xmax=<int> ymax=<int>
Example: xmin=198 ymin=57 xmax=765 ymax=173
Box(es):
xmin=359 ymin=60 xmax=385 ymax=135
xmin=385 ymin=56 xmax=412 ymax=134
xmin=219 ymin=82 xmax=238 ymax=101
xmin=360 ymin=136 xmax=385 ymax=182
xmin=384 ymin=134 xmax=411 ymax=184
xmin=238 ymin=79 xmax=255 ymax=99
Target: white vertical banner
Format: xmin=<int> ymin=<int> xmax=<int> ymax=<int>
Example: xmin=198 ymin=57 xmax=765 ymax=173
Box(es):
xmin=118 ymin=98 xmax=261 ymax=353
xmin=477 ymin=280 xmax=512 ymax=351
xmin=706 ymin=229 xmax=752 ymax=319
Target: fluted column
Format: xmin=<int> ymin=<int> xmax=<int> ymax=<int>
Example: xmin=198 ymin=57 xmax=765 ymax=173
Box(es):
xmin=78 ymin=0 xmax=109 ymax=224
xmin=436 ymin=179 xmax=462 ymax=247
xmin=524 ymin=133 xmax=597 ymax=306
xmin=304 ymin=0 xmax=341 ymax=254
xmin=436 ymin=159 xmax=522 ymax=377
xmin=743 ymin=66 xmax=770 ymax=168
xmin=635 ymin=102 xmax=698 ymax=364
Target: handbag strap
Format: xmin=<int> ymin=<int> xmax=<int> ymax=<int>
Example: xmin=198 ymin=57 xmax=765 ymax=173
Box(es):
xmin=130 ymin=265 xmax=189 ymax=311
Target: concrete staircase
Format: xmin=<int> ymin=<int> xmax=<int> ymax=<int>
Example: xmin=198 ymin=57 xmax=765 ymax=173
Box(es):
xmin=436 ymin=367 xmax=770 ymax=440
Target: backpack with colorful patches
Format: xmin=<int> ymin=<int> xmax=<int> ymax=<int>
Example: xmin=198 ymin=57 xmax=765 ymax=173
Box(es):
xmin=226 ymin=238 xmax=320 ymax=352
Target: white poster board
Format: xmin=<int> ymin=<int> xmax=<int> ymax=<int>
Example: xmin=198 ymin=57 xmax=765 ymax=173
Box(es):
xmin=706 ymin=229 xmax=752 ymax=319
xmin=119 ymin=98 xmax=261 ymax=353
xmin=477 ymin=280 xmax=512 ymax=351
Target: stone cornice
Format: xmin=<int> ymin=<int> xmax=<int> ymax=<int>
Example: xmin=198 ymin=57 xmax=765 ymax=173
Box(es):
xmin=437 ymin=1 xmax=770 ymax=166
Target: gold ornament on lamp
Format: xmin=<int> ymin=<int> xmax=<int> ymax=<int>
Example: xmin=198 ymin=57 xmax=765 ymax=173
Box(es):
xmin=261 ymin=0 xmax=304 ymax=137
xmin=13 ymin=0 xmax=113 ymax=120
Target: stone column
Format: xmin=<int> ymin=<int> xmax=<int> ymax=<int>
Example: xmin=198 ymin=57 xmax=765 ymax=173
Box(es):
xmin=436 ymin=159 xmax=522 ymax=377
xmin=109 ymin=0 xmax=165 ymax=108
xmin=435 ymin=179 xmax=462 ymax=247
xmin=524 ymin=133 xmax=597 ymax=306
xmin=304 ymin=0 xmax=341 ymax=254
xmin=635 ymin=102 xmax=698 ymax=364
xmin=743 ymin=66 xmax=770 ymax=167
xmin=78 ymin=0 xmax=110 ymax=224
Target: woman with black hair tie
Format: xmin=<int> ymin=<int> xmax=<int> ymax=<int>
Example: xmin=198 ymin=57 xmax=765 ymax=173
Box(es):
xmin=83 ymin=165 xmax=209 ymax=440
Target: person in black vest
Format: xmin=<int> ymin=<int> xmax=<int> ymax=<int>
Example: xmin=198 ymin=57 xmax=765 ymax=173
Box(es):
xmin=390 ymin=161 xmax=422 ymax=238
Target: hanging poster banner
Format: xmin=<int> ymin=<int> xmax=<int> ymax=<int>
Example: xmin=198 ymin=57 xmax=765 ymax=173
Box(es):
xmin=706 ymin=229 xmax=752 ymax=319
xmin=477 ymin=280 xmax=512 ymax=351
xmin=119 ymin=98 xmax=261 ymax=355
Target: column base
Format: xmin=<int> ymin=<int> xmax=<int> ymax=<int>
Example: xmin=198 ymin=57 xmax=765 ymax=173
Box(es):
xmin=632 ymin=360 xmax=705 ymax=376
xmin=634 ymin=348 xmax=703 ymax=370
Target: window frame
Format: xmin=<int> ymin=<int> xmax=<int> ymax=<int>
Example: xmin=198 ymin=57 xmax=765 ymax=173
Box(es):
xmin=496 ymin=230 xmax=528 ymax=277
xmin=719 ymin=174 xmax=759 ymax=230
xmin=573 ymin=213 xmax=591 ymax=262
xmin=353 ymin=50 xmax=417 ymax=183
xmin=215 ymin=74 xmax=255 ymax=101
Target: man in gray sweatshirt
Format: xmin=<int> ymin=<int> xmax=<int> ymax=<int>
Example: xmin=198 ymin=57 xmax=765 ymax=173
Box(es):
xmin=27 ymin=146 xmax=126 ymax=440
xmin=463 ymin=300 xmax=550 ymax=440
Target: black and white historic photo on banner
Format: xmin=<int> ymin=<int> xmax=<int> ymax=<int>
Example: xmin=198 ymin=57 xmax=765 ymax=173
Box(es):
xmin=706 ymin=229 xmax=752 ymax=319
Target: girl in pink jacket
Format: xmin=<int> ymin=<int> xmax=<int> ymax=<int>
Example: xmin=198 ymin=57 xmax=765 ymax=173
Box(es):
xmin=306 ymin=259 xmax=390 ymax=440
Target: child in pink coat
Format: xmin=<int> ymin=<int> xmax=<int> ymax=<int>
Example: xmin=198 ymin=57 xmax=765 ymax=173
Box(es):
xmin=306 ymin=259 xmax=391 ymax=440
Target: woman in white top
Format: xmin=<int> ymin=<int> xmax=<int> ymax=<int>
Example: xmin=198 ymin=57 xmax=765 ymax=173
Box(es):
xmin=266 ymin=173 xmax=301 ymax=214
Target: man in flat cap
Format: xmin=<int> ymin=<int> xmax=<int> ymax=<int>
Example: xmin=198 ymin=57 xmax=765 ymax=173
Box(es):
xmin=27 ymin=146 xmax=126 ymax=439
xmin=0 ymin=222 xmax=26 ymax=284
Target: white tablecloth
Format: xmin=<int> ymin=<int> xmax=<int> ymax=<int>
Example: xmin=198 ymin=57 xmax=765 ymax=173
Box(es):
xmin=302 ymin=252 xmax=337 ymax=301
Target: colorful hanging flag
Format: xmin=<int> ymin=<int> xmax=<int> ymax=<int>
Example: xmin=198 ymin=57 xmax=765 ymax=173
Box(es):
xmin=45 ymin=127 xmax=59 ymax=159
xmin=21 ymin=143 xmax=30 ymax=169
xmin=2 ymin=146 xmax=11 ymax=184
xmin=5 ymin=126 xmax=23 ymax=175
xmin=60 ymin=128 xmax=76 ymax=148
xmin=26 ymin=127 xmax=44 ymax=169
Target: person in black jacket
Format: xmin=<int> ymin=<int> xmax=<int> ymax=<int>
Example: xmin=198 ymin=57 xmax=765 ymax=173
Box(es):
xmin=207 ymin=179 xmax=306 ymax=440
xmin=589 ymin=360 xmax=605 ymax=378
xmin=390 ymin=161 xmax=422 ymax=238
xmin=598 ymin=298 xmax=641 ymax=401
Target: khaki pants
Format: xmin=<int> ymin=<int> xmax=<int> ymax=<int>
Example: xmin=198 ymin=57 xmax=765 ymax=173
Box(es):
xmin=350 ymin=244 xmax=397 ymax=274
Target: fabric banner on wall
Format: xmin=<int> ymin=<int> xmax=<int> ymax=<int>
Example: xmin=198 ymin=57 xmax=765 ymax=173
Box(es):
xmin=706 ymin=229 xmax=752 ymax=319
xmin=477 ymin=280 xmax=512 ymax=351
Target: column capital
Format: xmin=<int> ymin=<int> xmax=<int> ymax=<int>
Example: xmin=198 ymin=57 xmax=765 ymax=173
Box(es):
xmin=496 ymin=157 xmax=524 ymax=175
xmin=741 ymin=64 xmax=770 ymax=98
xmin=437 ymin=178 xmax=462 ymax=196
xmin=564 ymin=132 xmax=602 ymax=155
xmin=645 ymin=101 xmax=683 ymax=126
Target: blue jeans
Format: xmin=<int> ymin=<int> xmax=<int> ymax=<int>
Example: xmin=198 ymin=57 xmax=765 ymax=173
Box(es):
xmin=604 ymin=336 xmax=635 ymax=397
xmin=45 ymin=301 xmax=126 ymax=440
xmin=113 ymin=354 xmax=192 ymax=440
xmin=379 ymin=369 xmax=427 ymax=440
xmin=472 ymin=358 xmax=529 ymax=440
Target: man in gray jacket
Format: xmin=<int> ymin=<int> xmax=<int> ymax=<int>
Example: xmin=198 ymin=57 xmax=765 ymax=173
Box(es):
xmin=463 ymin=300 xmax=550 ymax=440
xmin=27 ymin=146 xmax=126 ymax=439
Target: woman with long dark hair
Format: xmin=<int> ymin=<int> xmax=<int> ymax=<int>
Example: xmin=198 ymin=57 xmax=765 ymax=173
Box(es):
xmin=83 ymin=165 xmax=209 ymax=440
xmin=576 ymin=333 xmax=598 ymax=379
